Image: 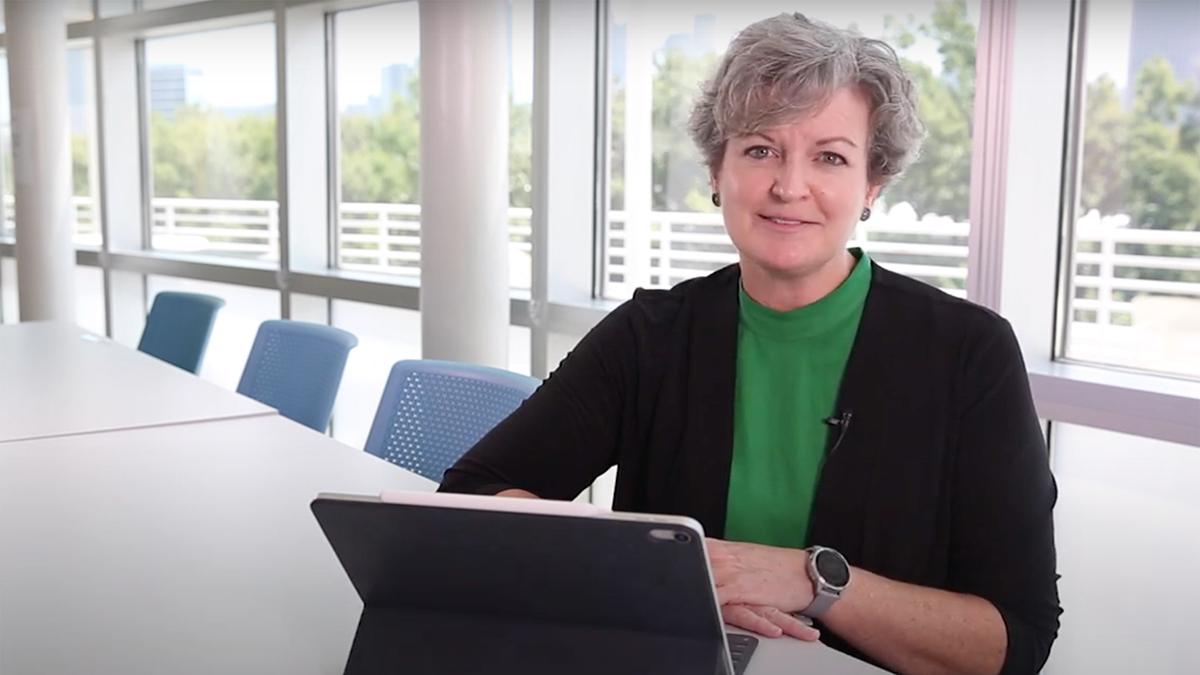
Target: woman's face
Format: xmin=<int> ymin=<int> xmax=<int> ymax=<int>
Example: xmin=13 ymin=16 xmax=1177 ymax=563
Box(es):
xmin=714 ymin=85 xmax=881 ymax=282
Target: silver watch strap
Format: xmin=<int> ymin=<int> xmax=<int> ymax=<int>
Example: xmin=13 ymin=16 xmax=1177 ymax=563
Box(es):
xmin=802 ymin=589 xmax=838 ymax=618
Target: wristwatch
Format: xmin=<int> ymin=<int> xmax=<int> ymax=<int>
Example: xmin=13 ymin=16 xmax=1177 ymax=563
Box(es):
xmin=801 ymin=545 xmax=851 ymax=617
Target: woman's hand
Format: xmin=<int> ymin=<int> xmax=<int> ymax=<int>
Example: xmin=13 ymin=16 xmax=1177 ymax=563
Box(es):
xmin=721 ymin=604 xmax=820 ymax=640
xmin=707 ymin=538 xmax=820 ymax=640
xmin=495 ymin=488 xmax=540 ymax=498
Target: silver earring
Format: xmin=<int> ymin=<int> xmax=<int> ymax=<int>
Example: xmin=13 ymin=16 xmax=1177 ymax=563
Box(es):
xmin=712 ymin=193 xmax=721 ymax=208
xmin=860 ymin=207 xmax=871 ymax=221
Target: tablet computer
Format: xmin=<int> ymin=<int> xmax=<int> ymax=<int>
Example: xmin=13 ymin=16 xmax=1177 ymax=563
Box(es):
xmin=311 ymin=491 xmax=757 ymax=675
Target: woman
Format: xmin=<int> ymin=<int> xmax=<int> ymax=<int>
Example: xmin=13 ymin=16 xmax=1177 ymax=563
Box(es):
xmin=441 ymin=13 xmax=1059 ymax=675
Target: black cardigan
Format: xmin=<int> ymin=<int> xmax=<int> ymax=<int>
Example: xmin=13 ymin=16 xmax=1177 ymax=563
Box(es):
xmin=441 ymin=263 xmax=1061 ymax=674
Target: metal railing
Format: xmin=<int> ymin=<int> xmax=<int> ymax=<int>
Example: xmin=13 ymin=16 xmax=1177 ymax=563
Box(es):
xmin=4 ymin=196 xmax=1197 ymax=329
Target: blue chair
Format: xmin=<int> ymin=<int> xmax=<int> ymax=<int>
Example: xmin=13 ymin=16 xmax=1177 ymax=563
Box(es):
xmin=364 ymin=359 xmax=541 ymax=482
xmin=236 ymin=320 xmax=358 ymax=432
xmin=137 ymin=291 xmax=226 ymax=373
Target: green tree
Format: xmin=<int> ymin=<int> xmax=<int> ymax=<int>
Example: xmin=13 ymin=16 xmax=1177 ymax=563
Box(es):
xmin=883 ymin=0 xmax=977 ymax=220
xmin=1079 ymin=76 xmax=1130 ymax=215
xmin=610 ymin=85 xmax=626 ymax=210
xmin=71 ymin=133 xmax=90 ymax=196
xmin=509 ymin=100 xmax=533 ymax=208
xmin=651 ymin=48 xmax=718 ymax=212
xmin=340 ymin=92 xmax=421 ymax=204
xmin=151 ymin=105 xmax=277 ymax=200
xmin=1126 ymin=57 xmax=1200 ymax=230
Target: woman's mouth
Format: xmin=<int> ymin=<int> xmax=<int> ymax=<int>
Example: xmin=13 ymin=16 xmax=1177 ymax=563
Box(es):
xmin=760 ymin=214 xmax=820 ymax=228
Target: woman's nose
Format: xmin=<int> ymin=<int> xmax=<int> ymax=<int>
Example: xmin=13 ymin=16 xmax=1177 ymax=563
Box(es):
xmin=770 ymin=159 xmax=811 ymax=202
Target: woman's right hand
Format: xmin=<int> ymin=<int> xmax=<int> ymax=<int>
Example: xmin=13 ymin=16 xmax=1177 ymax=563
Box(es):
xmin=495 ymin=488 xmax=540 ymax=499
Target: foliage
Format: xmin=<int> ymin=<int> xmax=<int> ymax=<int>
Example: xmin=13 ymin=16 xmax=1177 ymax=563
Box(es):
xmin=138 ymin=1 xmax=1198 ymax=234
xmin=882 ymin=0 xmax=976 ymax=220
xmin=148 ymin=76 xmax=533 ymax=210
xmin=150 ymin=105 xmax=277 ymax=200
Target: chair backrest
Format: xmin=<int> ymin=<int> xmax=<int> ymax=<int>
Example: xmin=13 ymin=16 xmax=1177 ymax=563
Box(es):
xmin=236 ymin=320 xmax=359 ymax=432
xmin=364 ymin=359 xmax=541 ymax=482
xmin=136 ymin=291 xmax=226 ymax=373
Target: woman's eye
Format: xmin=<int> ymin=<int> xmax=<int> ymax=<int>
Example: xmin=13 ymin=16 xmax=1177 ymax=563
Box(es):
xmin=745 ymin=146 xmax=773 ymax=159
xmin=819 ymin=151 xmax=847 ymax=166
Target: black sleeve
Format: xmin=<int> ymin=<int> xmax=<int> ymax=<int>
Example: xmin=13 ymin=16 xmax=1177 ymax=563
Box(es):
xmin=438 ymin=301 xmax=638 ymax=500
xmin=951 ymin=318 xmax=1061 ymax=674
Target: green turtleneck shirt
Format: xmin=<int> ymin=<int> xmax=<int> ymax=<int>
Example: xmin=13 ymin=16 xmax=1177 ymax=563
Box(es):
xmin=724 ymin=250 xmax=871 ymax=548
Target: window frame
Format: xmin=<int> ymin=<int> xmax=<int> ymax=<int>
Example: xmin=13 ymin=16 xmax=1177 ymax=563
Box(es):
xmin=0 ymin=0 xmax=1194 ymax=447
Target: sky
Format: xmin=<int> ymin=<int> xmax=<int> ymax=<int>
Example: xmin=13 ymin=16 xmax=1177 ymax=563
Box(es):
xmin=144 ymin=0 xmax=536 ymax=111
xmin=144 ymin=0 xmax=953 ymax=112
xmin=1083 ymin=0 xmax=1134 ymax=88
xmin=612 ymin=0 xmax=956 ymax=76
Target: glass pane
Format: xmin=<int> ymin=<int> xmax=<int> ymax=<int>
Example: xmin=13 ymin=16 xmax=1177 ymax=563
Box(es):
xmin=145 ymin=24 xmax=278 ymax=263
xmin=75 ymin=266 xmax=106 ymax=335
xmin=330 ymin=299 xmax=422 ymax=449
xmin=145 ymin=275 xmax=280 ymax=389
xmin=64 ymin=1 xmax=95 ymax=22
xmin=509 ymin=0 xmax=534 ymax=291
xmin=1063 ymin=1 xmax=1200 ymax=379
xmin=328 ymin=299 xmax=532 ymax=449
xmin=1 ymin=52 xmax=15 ymax=239
xmin=604 ymin=1 xmax=979 ymax=299
xmin=334 ymin=2 xmax=421 ymax=279
xmin=333 ymin=1 xmax=532 ymax=289
xmin=0 ymin=48 xmax=98 ymax=245
xmin=69 ymin=47 xmax=100 ymax=247
xmin=97 ymin=0 xmax=136 ymax=18
xmin=508 ymin=324 xmax=531 ymax=376
xmin=1 ymin=257 xmax=16 ymax=323
xmin=1046 ymin=422 xmax=1200 ymax=673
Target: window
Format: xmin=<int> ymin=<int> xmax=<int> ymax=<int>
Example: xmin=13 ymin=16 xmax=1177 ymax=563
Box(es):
xmin=144 ymin=276 xmax=280 ymax=388
xmin=332 ymin=0 xmax=533 ymax=289
xmin=603 ymin=0 xmax=980 ymax=299
xmin=75 ymin=266 xmax=106 ymax=335
xmin=327 ymin=301 xmax=530 ymax=449
xmin=1062 ymin=0 xmax=1200 ymax=379
xmin=0 ymin=48 xmax=98 ymax=245
xmin=69 ymin=46 xmax=100 ymax=247
xmin=332 ymin=2 xmax=422 ymax=278
xmin=329 ymin=299 xmax=423 ymax=449
xmin=0 ymin=52 xmax=12 ymax=240
xmin=0 ymin=257 xmax=15 ymax=323
xmin=144 ymin=23 xmax=278 ymax=262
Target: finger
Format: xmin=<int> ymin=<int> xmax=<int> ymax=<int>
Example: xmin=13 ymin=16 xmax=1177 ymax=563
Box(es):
xmin=721 ymin=604 xmax=783 ymax=638
xmin=748 ymin=605 xmax=821 ymax=641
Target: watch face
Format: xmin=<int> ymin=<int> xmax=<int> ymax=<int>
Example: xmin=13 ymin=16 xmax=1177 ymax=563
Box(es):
xmin=814 ymin=549 xmax=850 ymax=587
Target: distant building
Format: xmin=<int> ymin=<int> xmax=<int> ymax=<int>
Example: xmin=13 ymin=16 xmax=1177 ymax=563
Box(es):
xmin=663 ymin=14 xmax=716 ymax=59
xmin=149 ymin=64 xmax=188 ymax=118
xmin=370 ymin=63 xmax=415 ymax=114
xmin=1126 ymin=0 xmax=1200 ymax=95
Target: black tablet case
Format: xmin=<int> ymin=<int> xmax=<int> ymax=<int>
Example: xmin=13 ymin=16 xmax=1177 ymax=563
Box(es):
xmin=311 ymin=496 xmax=757 ymax=675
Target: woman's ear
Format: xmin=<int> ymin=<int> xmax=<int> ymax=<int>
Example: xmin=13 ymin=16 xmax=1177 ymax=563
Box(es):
xmin=866 ymin=183 xmax=883 ymax=208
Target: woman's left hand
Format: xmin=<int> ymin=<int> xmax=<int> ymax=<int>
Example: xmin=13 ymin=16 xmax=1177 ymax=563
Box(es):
xmin=706 ymin=538 xmax=815 ymax=617
xmin=721 ymin=603 xmax=821 ymax=641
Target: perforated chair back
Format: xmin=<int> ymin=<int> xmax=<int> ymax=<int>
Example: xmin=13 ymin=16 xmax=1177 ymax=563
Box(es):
xmin=236 ymin=320 xmax=359 ymax=432
xmin=364 ymin=359 xmax=541 ymax=482
xmin=136 ymin=291 xmax=226 ymax=373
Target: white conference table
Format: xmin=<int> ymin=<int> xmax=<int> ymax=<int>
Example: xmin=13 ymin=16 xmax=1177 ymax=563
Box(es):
xmin=0 ymin=321 xmax=274 ymax=443
xmin=0 ymin=413 xmax=883 ymax=674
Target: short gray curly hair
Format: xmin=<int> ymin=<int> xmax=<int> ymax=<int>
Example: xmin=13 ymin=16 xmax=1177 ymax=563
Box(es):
xmin=689 ymin=13 xmax=924 ymax=186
